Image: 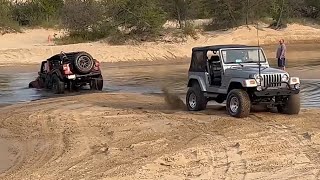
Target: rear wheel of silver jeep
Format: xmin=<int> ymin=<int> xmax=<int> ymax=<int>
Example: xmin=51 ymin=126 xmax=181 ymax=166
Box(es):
xmin=277 ymin=94 xmax=300 ymax=115
xmin=226 ymin=89 xmax=251 ymax=118
xmin=186 ymin=84 xmax=207 ymax=111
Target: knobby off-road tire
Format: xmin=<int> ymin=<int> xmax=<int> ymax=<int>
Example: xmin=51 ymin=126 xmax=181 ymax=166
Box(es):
xmin=277 ymin=94 xmax=300 ymax=115
xmin=73 ymin=52 xmax=94 ymax=74
xmin=186 ymin=83 xmax=207 ymax=111
xmin=226 ymin=89 xmax=251 ymax=118
xmin=67 ymin=81 xmax=80 ymax=92
xmin=28 ymin=77 xmax=44 ymax=89
xmin=51 ymin=74 xmax=65 ymax=94
xmin=90 ymin=75 xmax=104 ymax=91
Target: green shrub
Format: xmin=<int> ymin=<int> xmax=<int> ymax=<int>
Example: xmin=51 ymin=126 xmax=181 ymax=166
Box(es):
xmin=108 ymin=0 xmax=167 ymax=36
xmin=11 ymin=0 xmax=63 ymax=27
xmin=0 ymin=0 xmax=20 ymax=34
xmin=55 ymin=29 xmax=110 ymax=45
xmin=182 ymin=22 xmax=198 ymax=39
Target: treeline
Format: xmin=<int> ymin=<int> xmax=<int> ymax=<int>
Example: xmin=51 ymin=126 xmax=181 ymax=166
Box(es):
xmin=1 ymin=0 xmax=320 ymax=43
xmin=0 ymin=0 xmax=63 ymax=31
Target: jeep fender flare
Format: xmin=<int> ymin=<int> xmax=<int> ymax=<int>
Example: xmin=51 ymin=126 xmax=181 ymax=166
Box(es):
xmin=227 ymin=78 xmax=245 ymax=92
xmin=187 ymin=75 xmax=207 ymax=91
xmin=227 ymin=78 xmax=259 ymax=92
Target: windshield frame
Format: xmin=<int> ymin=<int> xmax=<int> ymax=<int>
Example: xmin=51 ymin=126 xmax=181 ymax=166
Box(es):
xmin=219 ymin=47 xmax=267 ymax=65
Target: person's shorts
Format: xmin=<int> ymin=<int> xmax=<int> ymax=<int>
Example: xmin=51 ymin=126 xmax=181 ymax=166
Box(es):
xmin=278 ymin=58 xmax=286 ymax=67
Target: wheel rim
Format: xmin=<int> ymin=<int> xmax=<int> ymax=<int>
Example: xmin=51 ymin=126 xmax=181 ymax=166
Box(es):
xmin=189 ymin=93 xmax=197 ymax=109
xmin=230 ymin=96 xmax=239 ymax=113
xmin=78 ymin=56 xmax=92 ymax=70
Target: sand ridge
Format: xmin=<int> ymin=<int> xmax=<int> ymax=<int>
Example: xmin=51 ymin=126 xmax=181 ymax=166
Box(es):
xmin=1 ymin=24 xmax=320 ymax=65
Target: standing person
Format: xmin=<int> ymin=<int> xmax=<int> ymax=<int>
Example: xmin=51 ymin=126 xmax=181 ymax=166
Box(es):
xmin=276 ymin=39 xmax=287 ymax=71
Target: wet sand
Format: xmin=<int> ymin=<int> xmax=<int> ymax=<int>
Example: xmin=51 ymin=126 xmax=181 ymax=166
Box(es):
xmin=0 ymin=93 xmax=320 ymax=179
xmin=0 ymin=129 xmax=19 ymax=177
xmin=0 ymin=140 xmax=14 ymax=174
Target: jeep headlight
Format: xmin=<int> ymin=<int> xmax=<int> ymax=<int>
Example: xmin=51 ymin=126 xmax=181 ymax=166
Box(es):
xmin=255 ymin=75 xmax=263 ymax=84
xmin=290 ymin=77 xmax=300 ymax=85
xmin=281 ymin=74 xmax=289 ymax=82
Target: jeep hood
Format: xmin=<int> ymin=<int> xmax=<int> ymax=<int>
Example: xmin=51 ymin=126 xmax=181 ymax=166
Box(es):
xmin=225 ymin=66 xmax=287 ymax=78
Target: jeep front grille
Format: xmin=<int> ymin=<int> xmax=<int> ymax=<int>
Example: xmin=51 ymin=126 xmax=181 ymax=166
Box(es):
xmin=262 ymin=74 xmax=282 ymax=87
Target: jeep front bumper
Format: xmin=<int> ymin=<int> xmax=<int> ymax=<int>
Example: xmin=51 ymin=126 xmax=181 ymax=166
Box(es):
xmin=254 ymin=88 xmax=300 ymax=97
xmin=254 ymin=81 xmax=300 ymax=97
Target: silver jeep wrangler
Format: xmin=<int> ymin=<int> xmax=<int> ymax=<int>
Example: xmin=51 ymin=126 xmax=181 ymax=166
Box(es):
xmin=186 ymin=45 xmax=301 ymax=118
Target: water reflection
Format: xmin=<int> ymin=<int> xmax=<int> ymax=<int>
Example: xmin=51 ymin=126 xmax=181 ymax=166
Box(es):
xmin=300 ymin=79 xmax=320 ymax=108
xmin=0 ymin=75 xmax=11 ymax=91
xmin=0 ymin=72 xmax=41 ymax=104
xmin=0 ymin=63 xmax=319 ymax=108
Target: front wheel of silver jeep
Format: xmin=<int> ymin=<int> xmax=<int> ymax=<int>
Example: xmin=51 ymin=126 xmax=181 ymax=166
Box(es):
xmin=277 ymin=94 xmax=300 ymax=115
xmin=226 ymin=89 xmax=251 ymax=118
xmin=186 ymin=84 xmax=207 ymax=111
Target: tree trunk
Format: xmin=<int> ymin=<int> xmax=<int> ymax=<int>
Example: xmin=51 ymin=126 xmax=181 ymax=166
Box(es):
xmin=276 ymin=0 xmax=285 ymax=29
xmin=183 ymin=0 xmax=187 ymax=27
xmin=246 ymin=0 xmax=249 ymax=25
xmin=176 ymin=6 xmax=182 ymax=29
xmin=225 ymin=3 xmax=237 ymax=27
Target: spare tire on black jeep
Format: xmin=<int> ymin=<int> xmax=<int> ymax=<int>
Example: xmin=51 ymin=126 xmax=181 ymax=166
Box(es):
xmin=66 ymin=52 xmax=94 ymax=74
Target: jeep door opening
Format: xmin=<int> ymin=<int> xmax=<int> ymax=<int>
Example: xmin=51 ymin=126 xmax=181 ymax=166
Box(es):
xmin=186 ymin=45 xmax=301 ymax=118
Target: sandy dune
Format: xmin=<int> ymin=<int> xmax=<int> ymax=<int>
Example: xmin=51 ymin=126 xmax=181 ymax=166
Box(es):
xmin=0 ymin=93 xmax=319 ymax=180
xmin=1 ymin=24 xmax=320 ymax=65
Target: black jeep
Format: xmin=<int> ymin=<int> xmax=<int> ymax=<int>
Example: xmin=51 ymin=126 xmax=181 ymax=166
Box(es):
xmin=29 ymin=51 xmax=103 ymax=94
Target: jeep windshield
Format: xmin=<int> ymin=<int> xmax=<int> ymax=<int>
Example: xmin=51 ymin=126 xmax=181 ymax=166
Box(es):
xmin=221 ymin=48 xmax=266 ymax=64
